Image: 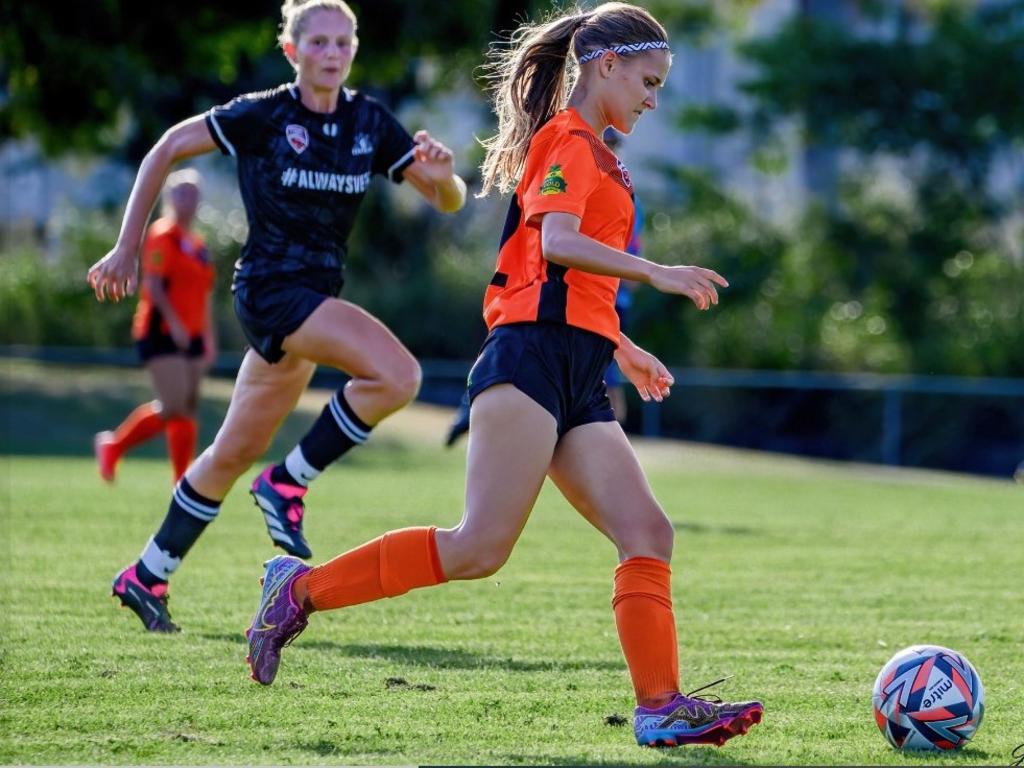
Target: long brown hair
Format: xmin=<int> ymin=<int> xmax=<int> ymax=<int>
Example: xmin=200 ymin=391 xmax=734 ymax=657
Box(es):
xmin=478 ymin=2 xmax=668 ymax=197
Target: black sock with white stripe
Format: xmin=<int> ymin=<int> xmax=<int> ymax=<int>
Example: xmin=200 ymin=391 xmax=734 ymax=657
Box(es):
xmin=270 ymin=389 xmax=372 ymax=487
xmin=136 ymin=477 xmax=221 ymax=588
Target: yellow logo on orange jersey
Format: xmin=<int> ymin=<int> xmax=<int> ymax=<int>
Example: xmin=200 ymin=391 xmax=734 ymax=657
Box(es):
xmin=539 ymin=165 xmax=567 ymax=195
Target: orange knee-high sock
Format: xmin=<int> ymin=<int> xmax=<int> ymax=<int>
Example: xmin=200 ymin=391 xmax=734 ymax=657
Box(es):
xmin=613 ymin=557 xmax=680 ymax=708
xmin=112 ymin=402 xmax=165 ymax=455
xmin=164 ymin=416 xmax=198 ymax=482
xmin=299 ymin=527 xmax=447 ymax=611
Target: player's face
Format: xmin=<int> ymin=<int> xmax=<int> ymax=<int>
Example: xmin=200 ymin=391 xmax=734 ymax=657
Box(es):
xmin=170 ymin=183 xmax=199 ymax=223
xmin=605 ymin=50 xmax=671 ymax=135
xmin=294 ymin=10 xmax=358 ymax=91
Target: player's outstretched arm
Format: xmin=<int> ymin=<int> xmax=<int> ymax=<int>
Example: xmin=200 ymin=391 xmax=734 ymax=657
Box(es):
xmin=87 ymin=116 xmax=218 ymax=302
xmin=401 ymin=130 xmax=466 ymax=214
xmin=540 ymin=212 xmax=729 ymax=311
xmin=615 ymin=333 xmax=674 ymax=403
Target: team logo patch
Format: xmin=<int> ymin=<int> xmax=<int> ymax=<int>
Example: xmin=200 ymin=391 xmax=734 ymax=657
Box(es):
xmin=539 ymin=164 xmax=567 ymax=195
xmin=616 ymin=159 xmax=633 ymax=190
xmin=286 ymin=124 xmax=309 ymax=154
xmin=351 ymin=133 xmax=374 ymax=156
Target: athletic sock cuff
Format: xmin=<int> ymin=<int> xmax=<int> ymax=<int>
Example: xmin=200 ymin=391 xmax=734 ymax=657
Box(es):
xmin=329 ymin=391 xmax=372 ymax=444
xmin=173 ymin=477 xmax=222 ymax=522
xmin=612 ymin=556 xmax=672 ymax=610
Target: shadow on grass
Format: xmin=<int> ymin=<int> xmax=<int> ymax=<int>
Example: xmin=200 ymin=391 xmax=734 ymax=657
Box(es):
xmin=501 ymin=746 xmax=759 ymax=765
xmin=313 ymin=641 xmax=623 ymax=673
xmin=672 ymin=521 xmax=756 ymax=536
xmin=295 ymin=739 xmax=404 ymax=758
xmin=887 ymin=744 xmax=995 ymax=762
xmin=197 ymin=634 xmax=621 ymax=673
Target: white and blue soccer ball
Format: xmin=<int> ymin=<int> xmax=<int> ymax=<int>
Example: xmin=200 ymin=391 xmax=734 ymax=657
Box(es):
xmin=872 ymin=644 xmax=984 ymax=751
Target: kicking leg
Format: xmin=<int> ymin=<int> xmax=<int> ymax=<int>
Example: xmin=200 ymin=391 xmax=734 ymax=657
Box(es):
xmin=245 ymin=384 xmax=558 ymax=684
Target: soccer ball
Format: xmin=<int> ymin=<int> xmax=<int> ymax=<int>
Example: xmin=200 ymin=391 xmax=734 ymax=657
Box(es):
xmin=872 ymin=645 xmax=984 ymax=750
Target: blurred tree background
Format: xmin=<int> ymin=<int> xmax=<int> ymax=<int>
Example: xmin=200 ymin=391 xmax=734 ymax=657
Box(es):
xmin=2 ymin=0 xmax=1022 ymax=380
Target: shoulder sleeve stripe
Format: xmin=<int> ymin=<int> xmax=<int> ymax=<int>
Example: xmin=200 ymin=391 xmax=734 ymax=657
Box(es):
xmin=207 ymin=112 xmax=236 ymax=157
xmin=387 ymin=147 xmax=417 ymax=182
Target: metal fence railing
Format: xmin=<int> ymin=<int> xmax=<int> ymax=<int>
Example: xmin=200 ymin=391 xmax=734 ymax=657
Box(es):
xmin=5 ymin=345 xmax=1022 ymax=474
xmin=631 ymin=368 xmax=1024 ymax=466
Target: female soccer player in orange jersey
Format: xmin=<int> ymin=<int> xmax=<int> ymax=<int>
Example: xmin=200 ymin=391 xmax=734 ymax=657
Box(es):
xmin=246 ymin=2 xmax=763 ymax=750
xmin=94 ymin=170 xmax=215 ymax=484
xmin=88 ymin=0 xmax=466 ymax=633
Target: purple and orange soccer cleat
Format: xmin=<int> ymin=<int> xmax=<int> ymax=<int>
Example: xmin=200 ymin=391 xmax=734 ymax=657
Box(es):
xmin=112 ymin=563 xmax=180 ymax=633
xmin=245 ymin=555 xmax=311 ymax=685
xmin=250 ymin=465 xmax=312 ymax=559
xmin=633 ymin=679 xmax=763 ymax=748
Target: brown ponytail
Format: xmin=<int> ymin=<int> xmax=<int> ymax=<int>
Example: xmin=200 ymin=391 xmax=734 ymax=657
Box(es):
xmin=478 ymin=2 xmax=668 ymax=197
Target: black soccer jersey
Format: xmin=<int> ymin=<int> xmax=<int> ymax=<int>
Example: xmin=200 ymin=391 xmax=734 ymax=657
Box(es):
xmin=205 ymin=82 xmax=416 ymax=284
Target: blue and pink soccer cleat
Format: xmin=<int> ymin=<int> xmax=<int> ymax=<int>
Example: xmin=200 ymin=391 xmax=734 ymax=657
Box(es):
xmin=633 ymin=681 xmax=763 ymax=748
xmin=245 ymin=555 xmax=311 ymax=685
xmin=111 ymin=563 xmax=180 ymax=633
xmin=250 ymin=465 xmax=312 ymax=559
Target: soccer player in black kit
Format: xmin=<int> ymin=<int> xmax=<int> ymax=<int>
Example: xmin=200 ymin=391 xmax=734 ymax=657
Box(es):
xmin=87 ymin=0 xmax=467 ymax=632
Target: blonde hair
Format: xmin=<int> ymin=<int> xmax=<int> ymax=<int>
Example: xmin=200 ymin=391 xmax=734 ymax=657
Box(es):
xmin=478 ymin=2 xmax=668 ymax=197
xmin=278 ymin=0 xmax=358 ymax=49
xmin=161 ymin=168 xmax=201 ymax=215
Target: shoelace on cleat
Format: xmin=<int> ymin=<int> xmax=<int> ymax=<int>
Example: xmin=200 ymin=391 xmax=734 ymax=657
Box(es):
xmin=684 ymin=675 xmax=734 ymax=714
xmin=686 ymin=675 xmax=732 ymax=701
xmin=281 ymin=622 xmax=306 ymax=648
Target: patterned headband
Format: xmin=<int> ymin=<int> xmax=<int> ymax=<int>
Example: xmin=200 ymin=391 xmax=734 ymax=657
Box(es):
xmin=577 ymin=41 xmax=671 ymax=64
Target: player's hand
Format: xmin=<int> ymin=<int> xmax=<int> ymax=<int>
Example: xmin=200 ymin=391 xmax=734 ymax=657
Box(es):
xmin=87 ymin=246 xmax=138 ymax=303
xmin=615 ymin=341 xmax=674 ymax=403
xmin=412 ymin=130 xmax=455 ymax=182
xmin=648 ymin=264 xmax=728 ymax=311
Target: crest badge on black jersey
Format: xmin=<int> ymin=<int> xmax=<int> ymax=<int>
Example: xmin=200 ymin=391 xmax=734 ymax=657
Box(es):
xmin=286 ymin=124 xmax=309 ymax=154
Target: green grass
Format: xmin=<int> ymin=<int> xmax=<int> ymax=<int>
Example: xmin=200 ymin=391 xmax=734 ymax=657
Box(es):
xmin=1 ymin=360 xmax=1022 ymax=764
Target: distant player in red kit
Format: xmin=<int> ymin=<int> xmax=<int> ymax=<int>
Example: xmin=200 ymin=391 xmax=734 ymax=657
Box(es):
xmin=95 ymin=169 xmax=215 ymax=484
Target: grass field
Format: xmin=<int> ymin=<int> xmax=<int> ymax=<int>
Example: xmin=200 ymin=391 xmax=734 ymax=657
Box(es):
xmin=2 ymin=360 xmax=1022 ymax=765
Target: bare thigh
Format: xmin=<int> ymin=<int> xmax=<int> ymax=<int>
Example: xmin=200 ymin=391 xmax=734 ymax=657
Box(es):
xmin=282 ymin=298 xmax=420 ymax=425
xmin=185 ymin=349 xmax=315 ymax=499
xmin=434 ymin=385 xmax=559 ymax=580
xmin=146 ymin=355 xmax=195 ymax=418
xmin=548 ymin=421 xmax=674 ymax=562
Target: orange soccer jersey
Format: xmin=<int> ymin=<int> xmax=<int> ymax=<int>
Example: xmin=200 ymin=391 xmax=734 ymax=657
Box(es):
xmin=132 ymin=218 xmax=215 ymax=340
xmin=483 ymin=108 xmax=636 ymax=345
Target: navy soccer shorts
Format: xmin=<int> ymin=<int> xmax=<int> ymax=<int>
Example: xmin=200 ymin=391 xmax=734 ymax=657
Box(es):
xmin=233 ymin=273 xmax=343 ymax=364
xmin=467 ymin=322 xmax=616 ymax=436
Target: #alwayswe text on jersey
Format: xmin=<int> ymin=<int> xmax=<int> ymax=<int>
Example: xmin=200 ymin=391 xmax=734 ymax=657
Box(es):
xmin=279 ymin=167 xmax=371 ymax=194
